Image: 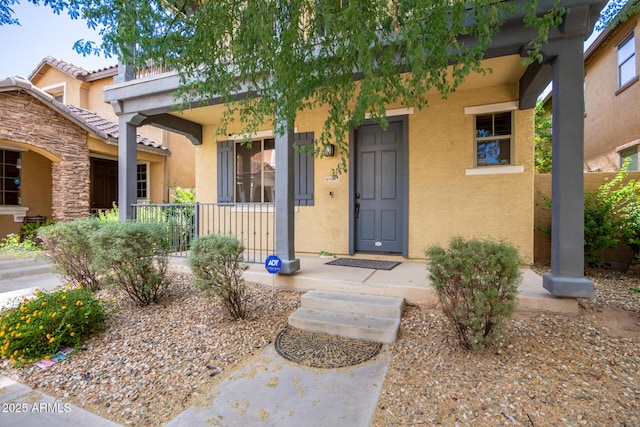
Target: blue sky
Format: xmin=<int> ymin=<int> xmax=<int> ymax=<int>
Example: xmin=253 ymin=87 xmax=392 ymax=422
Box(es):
xmin=0 ymin=2 xmax=114 ymax=78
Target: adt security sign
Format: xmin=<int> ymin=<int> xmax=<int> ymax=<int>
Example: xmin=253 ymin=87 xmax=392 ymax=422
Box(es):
xmin=265 ymin=255 xmax=282 ymax=274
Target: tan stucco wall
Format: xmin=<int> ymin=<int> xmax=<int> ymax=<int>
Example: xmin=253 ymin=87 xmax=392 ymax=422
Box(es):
xmin=195 ymin=79 xmax=535 ymax=262
xmin=584 ymin=17 xmax=640 ymax=172
xmin=21 ymin=150 xmax=53 ymax=219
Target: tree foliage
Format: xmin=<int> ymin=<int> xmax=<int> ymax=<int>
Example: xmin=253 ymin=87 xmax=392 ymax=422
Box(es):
xmin=4 ymin=0 xmax=566 ymax=172
xmin=534 ymin=99 xmax=552 ymax=173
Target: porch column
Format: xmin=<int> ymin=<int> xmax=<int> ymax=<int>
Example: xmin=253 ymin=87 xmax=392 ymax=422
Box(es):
xmin=118 ymin=113 xmax=138 ymax=221
xmin=543 ymin=36 xmax=594 ymax=298
xmin=274 ymin=115 xmax=300 ymax=274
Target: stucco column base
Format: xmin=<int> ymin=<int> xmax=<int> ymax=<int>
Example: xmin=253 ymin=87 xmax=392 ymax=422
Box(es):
xmin=543 ymin=273 xmax=594 ymax=298
xmin=278 ymin=258 xmax=301 ymax=275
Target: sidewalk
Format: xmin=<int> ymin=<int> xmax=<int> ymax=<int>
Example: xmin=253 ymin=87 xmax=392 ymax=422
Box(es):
xmin=0 ymin=255 xmax=576 ymax=426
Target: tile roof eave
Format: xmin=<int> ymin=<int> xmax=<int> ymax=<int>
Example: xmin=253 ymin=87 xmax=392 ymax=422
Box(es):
xmin=0 ymin=76 xmax=169 ymax=157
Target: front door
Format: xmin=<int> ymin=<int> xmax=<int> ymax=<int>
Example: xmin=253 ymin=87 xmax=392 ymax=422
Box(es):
xmin=90 ymin=158 xmax=118 ymax=210
xmin=354 ymin=121 xmax=405 ymax=253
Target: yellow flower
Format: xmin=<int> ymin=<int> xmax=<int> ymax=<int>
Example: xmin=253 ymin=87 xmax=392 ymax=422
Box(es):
xmin=70 ymin=332 xmax=75 ymax=337
xmin=77 ymin=285 xmax=83 ymax=290
xmin=41 ymin=301 xmax=46 ymax=306
xmin=48 ymin=337 xmax=55 ymax=343
xmin=44 ymin=355 xmax=50 ymax=360
xmin=66 ymin=323 xmax=71 ymax=328
xmin=25 ymin=319 xmax=31 ymax=324
xmin=46 ymin=334 xmax=51 ymax=340
xmin=15 ymin=333 xmax=20 ymax=338
xmin=61 ymin=295 xmax=67 ymax=300
xmin=0 ymin=331 xmax=4 ymax=338
xmin=61 ymin=306 xmax=66 ymax=311
xmin=39 ymin=325 xmax=43 ymax=330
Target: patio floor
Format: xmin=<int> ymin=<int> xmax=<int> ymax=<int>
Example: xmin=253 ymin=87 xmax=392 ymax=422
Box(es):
xmin=170 ymin=255 xmax=579 ymax=314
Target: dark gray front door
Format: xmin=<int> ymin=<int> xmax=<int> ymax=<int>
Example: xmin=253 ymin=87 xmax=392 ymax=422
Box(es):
xmin=355 ymin=121 xmax=404 ymax=253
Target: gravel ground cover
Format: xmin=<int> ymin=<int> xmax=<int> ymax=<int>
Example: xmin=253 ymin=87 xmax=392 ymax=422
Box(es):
xmin=373 ymin=266 xmax=640 ymax=426
xmin=2 ymin=265 xmax=639 ymax=426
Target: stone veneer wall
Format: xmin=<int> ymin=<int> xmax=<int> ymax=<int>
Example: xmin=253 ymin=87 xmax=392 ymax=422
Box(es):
xmin=0 ymin=91 xmax=90 ymax=221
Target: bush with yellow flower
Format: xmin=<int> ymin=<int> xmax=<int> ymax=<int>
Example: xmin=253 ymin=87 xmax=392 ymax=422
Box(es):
xmin=0 ymin=285 xmax=113 ymax=366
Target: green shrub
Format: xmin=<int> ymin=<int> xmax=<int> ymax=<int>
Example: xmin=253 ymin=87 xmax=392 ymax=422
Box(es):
xmin=425 ymin=237 xmax=522 ymax=351
xmin=96 ymin=203 xmax=119 ymax=223
xmin=0 ymin=286 xmax=110 ymax=366
xmin=584 ymin=190 xmax=621 ymax=264
xmin=20 ymin=219 xmax=55 ymax=246
xmin=90 ymin=221 xmax=171 ymax=306
xmin=38 ymin=219 xmax=104 ymax=291
xmin=0 ymin=233 xmax=41 ymax=256
xmin=187 ymin=234 xmax=248 ymax=320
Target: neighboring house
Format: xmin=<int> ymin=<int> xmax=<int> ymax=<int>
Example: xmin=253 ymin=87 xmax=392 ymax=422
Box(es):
xmin=0 ymin=57 xmax=196 ymax=238
xmin=104 ymin=0 xmax=605 ymax=298
xmin=584 ymin=7 xmax=640 ymax=172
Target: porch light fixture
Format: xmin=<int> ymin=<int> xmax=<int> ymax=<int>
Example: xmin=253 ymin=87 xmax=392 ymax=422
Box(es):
xmin=323 ymin=144 xmax=335 ymax=157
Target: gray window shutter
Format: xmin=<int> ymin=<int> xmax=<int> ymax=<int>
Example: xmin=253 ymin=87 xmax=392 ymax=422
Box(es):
xmin=217 ymin=140 xmax=234 ymax=203
xmin=294 ymin=132 xmax=314 ymax=206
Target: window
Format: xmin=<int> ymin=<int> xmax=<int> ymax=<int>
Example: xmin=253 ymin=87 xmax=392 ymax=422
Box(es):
xmin=42 ymin=84 xmax=65 ymax=104
xmin=619 ymin=146 xmax=639 ymax=171
xmin=236 ymin=139 xmax=276 ymax=203
xmin=137 ymin=163 xmax=148 ymax=199
xmin=618 ymin=33 xmax=637 ymax=88
xmin=1 ymin=150 xmax=21 ymax=205
xmin=474 ymin=111 xmax=512 ymax=166
xmin=218 ymin=133 xmax=315 ymax=205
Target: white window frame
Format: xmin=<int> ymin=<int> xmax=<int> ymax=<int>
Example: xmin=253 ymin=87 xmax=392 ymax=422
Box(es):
xmin=464 ymin=101 xmax=524 ymax=176
xmin=136 ymin=162 xmax=150 ymax=202
xmin=617 ymin=32 xmax=637 ymax=89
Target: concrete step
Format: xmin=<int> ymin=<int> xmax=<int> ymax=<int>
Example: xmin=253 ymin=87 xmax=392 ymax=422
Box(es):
xmin=0 ymin=258 xmax=54 ymax=280
xmin=289 ymin=291 xmax=405 ymax=343
xmin=301 ymin=290 xmax=403 ymax=319
xmin=288 ymin=308 xmax=401 ymax=344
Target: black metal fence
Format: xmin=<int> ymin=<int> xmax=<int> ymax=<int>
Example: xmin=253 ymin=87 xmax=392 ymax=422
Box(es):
xmin=131 ymin=202 xmax=275 ymax=263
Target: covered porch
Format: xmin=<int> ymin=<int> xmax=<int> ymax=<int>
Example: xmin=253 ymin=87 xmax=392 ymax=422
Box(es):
xmin=104 ymin=0 xmax=607 ymax=299
xmin=169 ymin=254 xmax=579 ymax=313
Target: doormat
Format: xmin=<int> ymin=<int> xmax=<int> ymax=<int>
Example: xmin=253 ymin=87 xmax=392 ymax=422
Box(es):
xmin=325 ymin=258 xmax=400 ymax=270
xmin=274 ymin=326 xmax=382 ymax=369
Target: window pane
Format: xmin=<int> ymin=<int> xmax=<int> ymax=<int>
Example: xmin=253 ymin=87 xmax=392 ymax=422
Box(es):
xmin=236 ymin=142 xmax=262 ymax=202
xmin=477 ymin=138 xmax=511 ymax=166
xmin=493 ymin=112 xmax=511 ymax=136
xmin=263 ymin=139 xmax=276 ymax=202
xmin=1 ymin=150 xmax=20 ymax=205
xmin=4 ymin=191 xmax=19 ymax=205
xmin=618 ymin=35 xmax=635 ymax=65
xmin=620 ymin=57 xmax=637 ymax=86
xmin=476 ymin=114 xmax=493 ymax=137
xmin=136 ymin=164 xmax=147 ymax=198
xmin=4 ymin=151 xmax=19 ymax=164
xmin=620 ymin=147 xmax=639 ymax=171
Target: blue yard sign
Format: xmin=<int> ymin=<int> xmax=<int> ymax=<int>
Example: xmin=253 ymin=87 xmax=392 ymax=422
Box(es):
xmin=265 ymin=255 xmax=282 ymax=274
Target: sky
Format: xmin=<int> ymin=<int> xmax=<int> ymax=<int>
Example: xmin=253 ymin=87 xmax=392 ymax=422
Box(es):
xmin=0 ymin=1 xmax=114 ymax=78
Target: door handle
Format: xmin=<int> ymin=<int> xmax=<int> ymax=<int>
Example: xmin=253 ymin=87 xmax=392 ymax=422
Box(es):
xmin=355 ymin=202 xmax=360 ymax=219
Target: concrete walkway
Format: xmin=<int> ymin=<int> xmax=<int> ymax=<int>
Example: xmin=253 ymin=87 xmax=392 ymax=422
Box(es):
xmin=0 ymin=254 xmax=577 ymax=426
